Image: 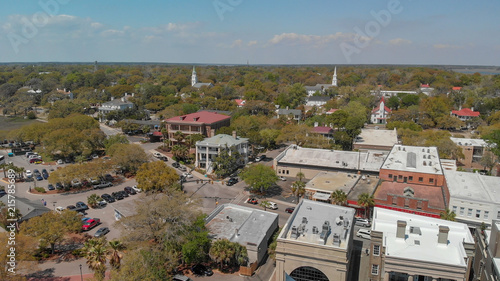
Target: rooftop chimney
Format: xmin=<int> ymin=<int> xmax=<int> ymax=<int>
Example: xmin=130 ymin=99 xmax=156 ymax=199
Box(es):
xmin=210 ymin=129 xmax=216 ymax=137
xmin=396 ymin=220 xmax=406 ymax=239
xmin=438 ymin=225 xmax=449 ymax=244
xmin=111 ymin=97 xmax=114 ymax=101
xmin=232 ymin=130 xmax=237 ymax=139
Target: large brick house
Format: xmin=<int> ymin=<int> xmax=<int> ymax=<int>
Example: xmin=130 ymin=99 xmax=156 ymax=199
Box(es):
xmin=373 ymin=145 xmax=449 ymax=218
xmin=164 ymin=111 xmax=231 ymax=144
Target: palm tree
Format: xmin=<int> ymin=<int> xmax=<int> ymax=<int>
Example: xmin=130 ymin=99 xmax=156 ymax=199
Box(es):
xmin=87 ymin=194 xmax=102 ymax=209
xmin=440 ymin=208 xmax=456 ymax=221
xmin=173 ymin=131 xmax=185 ymax=145
xmin=171 ymin=145 xmax=189 ymax=161
xmin=82 ymin=238 xmax=107 ymax=281
xmin=291 ymin=180 xmax=306 ymax=204
xmin=209 ymin=239 xmax=235 ymax=270
xmin=107 ymin=240 xmax=125 ymax=270
xmin=160 ymin=128 xmax=169 ymax=149
xmin=260 ymin=200 xmax=270 ymax=211
xmin=357 ymin=193 xmax=375 ymax=219
xmin=331 ymin=189 xmax=347 ymax=206
xmin=296 ymin=171 xmax=305 ymax=182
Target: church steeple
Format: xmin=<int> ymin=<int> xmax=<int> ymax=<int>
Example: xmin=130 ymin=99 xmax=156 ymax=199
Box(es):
xmin=191 ymin=66 xmax=197 ymax=87
xmin=332 ymin=67 xmax=338 ymax=86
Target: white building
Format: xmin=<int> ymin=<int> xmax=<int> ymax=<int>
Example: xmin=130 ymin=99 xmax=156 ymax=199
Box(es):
xmin=305 ymin=67 xmax=338 ymax=96
xmin=369 ymin=207 xmax=475 ymax=281
xmin=98 ymin=93 xmax=134 ymax=119
xmin=195 ymin=133 xmax=249 ymax=172
xmin=191 ymin=66 xmax=213 ymax=89
xmin=275 ymin=199 xmax=355 ymax=281
xmin=472 ymin=220 xmax=500 ymax=280
xmin=305 ymin=96 xmax=331 ymax=107
xmin=371 ymin=97 xmax=391 ymax=124
xmin=370 ymin=90 xmax=418 ymax=98
xmin=444 ymin=170 xmax=500 ymax=227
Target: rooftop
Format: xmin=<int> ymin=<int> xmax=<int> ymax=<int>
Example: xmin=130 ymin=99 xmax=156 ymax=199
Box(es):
xmin=279 ymin=199 xmax=355 ymax=249
xmin=277 ymin=109 xmax=302 ymax=115
xmin=205 ymin=204 xmax=278 ymax=247
xmin=450 ymin=137 xmax=489 ymax=147
xmin=112 ymin=200 xmax=138 ymax=218
xmin=311 ymin=126 xmax=333 ymax=134
xmin=451 ymin=108 xmax=480 ymax=117
xmin=372 ymin=207 xmax=473 ymax=267
xmin=381 ymin=145 xmax=442 ymax=175
xmin=0 ymin=197 xmax=51 ymax=222
xmin=196 ymin=134 xmax=248 ymax=147
xmin=374 ymin=181 xmax=446 ymax=210
xmin=307 ymin=96 xmax=331 ymax=102
xmin=306 ymin=171 xmax=359 ymax=194
xmin=444 ymin=170 xmax=500 ymax=204
xmin=354 ymin=128 xmax=398 ymax=149
xmin=276 ymin=145 xmax=387 ymax=173
xmin=165 ymin=111 xmax=231 ymax=124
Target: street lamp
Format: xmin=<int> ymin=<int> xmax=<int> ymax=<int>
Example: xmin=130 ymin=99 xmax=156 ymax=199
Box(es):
xmin=79 ymin=264 xmax=83 ymax=281
xmin=52 ymin=202 xmax=56 ymax=210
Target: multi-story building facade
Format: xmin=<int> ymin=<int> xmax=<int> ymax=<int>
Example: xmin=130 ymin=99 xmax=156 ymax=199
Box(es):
xmin=369 ymin=207 xmax=475 ymax=281
xmin=164 ymin=111 xmax=231 ymax=144
xmin=195 ymin=133 xmax=249 ymax=171
xmin=275 ymin=199 xmax=355 ymax=281
xmin=472 ymin=220 xmax=500 ymax=280
xmin=450 ymin=137 xmax=496 ymax=171
xmin=374 ymin=145 xmax=449 ymax=218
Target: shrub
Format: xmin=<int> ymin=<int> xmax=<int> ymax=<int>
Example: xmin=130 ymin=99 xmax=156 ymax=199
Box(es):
xmin=34 ymin=187 xmax=46 ymax=193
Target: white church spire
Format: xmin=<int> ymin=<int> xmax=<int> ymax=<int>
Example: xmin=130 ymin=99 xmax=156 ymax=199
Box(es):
xmin=191 ymin=66 xmax=197 ymax=87
xmin=332 ymin=67 xmax=337 ymax=86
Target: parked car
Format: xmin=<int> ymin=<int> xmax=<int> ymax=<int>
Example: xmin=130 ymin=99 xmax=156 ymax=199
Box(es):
xmin=131 ymin=185 xmax=142 ymax=193
xmin=118 ymin=190 xmax=129 ymax=198
xmin=56 ymin=182 xmax=63 ymax=190
xmin=81 ymin=217 xmax=92 ymax=223
xmin=93 ymin=181 xmax=112 ymax=189
xmin=57 ymin=159 xmax=64 ymax=165
xmin=82 ymin=218 xmax=100 ymax=231
xmin=191 ymin=264 xmax=213 ymax=276
xmin=66 ymin=205 xmax=76 ymax=211
xmin=226 ymin=177 xmax=238 ymax=186
xmin=179 ymin=166 xmax=187 ymax=172
xmin=25 ymin=170 xmax=32 ymax=178
xmin=285 ymin=207 xmax=295 ymax=213
xmin=279 ymin=176 xmax=286 ymax=181
xmin=55 ymin=206 xmax=64 ymax=213
xmin=75 ymin=201 xmax=89 ymax=211
xmin=354 ymin=218 xmax=371 ymax=227
xmin=101 ymin=193 xmax=115 ymax=203
xmin=41 ymin=169 xmax=49 ymax=179
xmin=255 ymin=155 xmax=266 ymax=162
xmin=173 ymin=275 xmax=193 ymax=281
xmin=247 ymin=198 xmax=258 ymax=204
xmin=103 ymin=174 xmax=114 ymax=182
xmin=111 ymin=192 xmax=124 ymax=200
xmin=172 ymin=162 xmax=180 ymax=168
xmin=356 ymin=229 xmax=371 ymax=239
xmin=153 ymin=152 xmax=162 ymax=158
xmin=182 ymin=172 xmax=193 ymax=179
xmin=94 ymin=227 xmax=110 ymax=237
xmin=0 ymin=190 xmax=6 ymax=197
xmin=97 ymin=200 xmax=107 ymax=207
xmin=124 ymin=186 xmax=136 ymax=195
xmin=71 ymin=179 xmax=81 ymax=188
xmin=47 ymin=184 xmax=55 ymax=191
xmin=268 ymin=202 xmax=278 ymax=210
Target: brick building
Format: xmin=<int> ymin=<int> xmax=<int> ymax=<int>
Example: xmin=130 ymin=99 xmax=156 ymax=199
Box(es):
xmin=374 ymin=145 xmax=449 ymax=218
xmin=164 ymin=111 xmax=231 ymax=144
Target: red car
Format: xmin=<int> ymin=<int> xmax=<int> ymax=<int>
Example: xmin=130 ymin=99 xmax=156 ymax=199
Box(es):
xmin=82 ymin=218 xmax=100 ymax=231
xmin=247 ymin=198 xmax=258 ymax=205
xmin=285 ymin=207 xmax=295 ymax=213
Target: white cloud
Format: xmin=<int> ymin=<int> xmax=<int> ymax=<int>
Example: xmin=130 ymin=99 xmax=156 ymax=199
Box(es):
xmin=247 ymin=40 xmax=257 ymax=47
xmin=268 ymin=32 xmax=370 ymax=47
xmin=389 ymin=38 xmax=412 ymax=45
xmin=231 ymin=39 xmax=243 ymax=47
xmin=433 ymin=44 xmax=463 ymax=49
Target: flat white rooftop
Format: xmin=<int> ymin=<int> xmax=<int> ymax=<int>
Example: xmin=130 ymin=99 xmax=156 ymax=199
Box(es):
xmin=381 ymin=145 xmax=442 ymax=175
xmin=305 ymin=171 xmax=358 ymax=194
xmin=450 ymin=137 xmax=488 ymax=147
xmin=444 ymin=170 xmax=500 ymax=204
xmin=280 ymin=199 xmax=355 ymax=249
xmin=354 ymin=128 xmax=398 ymax=149
xmin=277 ymin=145 xmax=387 ymax=172
xmin=372 ymin=207 xmax=473 ymax=267
xmin=206 ymin=204 xmax=278 ymax=246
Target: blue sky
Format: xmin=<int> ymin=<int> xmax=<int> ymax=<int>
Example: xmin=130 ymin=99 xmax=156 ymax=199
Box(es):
xmin=1 ymin=0 xmax=499 ymax=65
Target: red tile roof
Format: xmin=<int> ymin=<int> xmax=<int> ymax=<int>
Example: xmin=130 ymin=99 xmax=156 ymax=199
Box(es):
xmin=326 ymin=108 xmax=339 ymax=114
xmin=234 ymin=99 xmax=246 ymax=106
xmin=452 ymin=87 xmax=462 ymax=91
xmin=165 ymin=111 xmax=231 ymax=124
xmin=372 ymin=98 xmax=392 ymax=113
xmin=421 ymin=84 xmax=430 ymax=88
xmin=374 ymin=182 xmax=445 ymax=209
xmin=152 ymin=131 xmax=163 ymax=136
xmin=451 ymin=108 xmax=480 ymax=117
xmin=311 ymin=126 xmax=333 ymax=133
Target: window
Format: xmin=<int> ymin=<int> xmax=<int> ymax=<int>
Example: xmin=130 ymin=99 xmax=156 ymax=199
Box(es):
xmin=404 ymin=198 xmax=410 ymax=208
xmin=476 ymin=210 xmax=481 ymax=218
xmin=497 ymin=211 xmax=500 ymax=220
xmin=452 ymin=206 xmax=457 ymax=214
xmin=485 ymin=211 xmax=489 ymax=219
xmin=373 ymin=245 xmax=380 ymax=256
xmin=392 ymin=196 xmax=397 ymax=205
xmin=408 ymin=176 xmax=413 ymax=181
xmin=416 ymin=201 xmax=422 ymax=210
xmin=429 ymin=178 xmax=434 ymax=183
xmin=286 ymin=170 xmax=289 ymax=175
xmin=371 ymin=264 xmax=379 ymax=275
xmin=388 ymin=174 xmax=393 ymax=179
xmin=418 ymin=177 xmax=423 ymax=182
xmin=460 ymin=207 xmax=465 ymax=216
xmin=468 ymin=208 xmax=473 ymax=217
xmin=398 ymin=175 xmax=403 ymax=180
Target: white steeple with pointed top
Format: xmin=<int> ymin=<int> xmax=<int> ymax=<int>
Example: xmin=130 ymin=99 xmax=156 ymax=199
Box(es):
xmin=332 ymin=67 xmax=337 ymax=86
xmin=191 ymin=66 xmax=198 ymax=87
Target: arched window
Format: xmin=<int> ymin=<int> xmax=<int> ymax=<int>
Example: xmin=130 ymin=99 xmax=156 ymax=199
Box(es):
xmin=289 ymin=266 xmax=329 ymax=281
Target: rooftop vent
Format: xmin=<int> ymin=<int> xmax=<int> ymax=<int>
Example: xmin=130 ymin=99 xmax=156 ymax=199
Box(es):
xmin=320 ymin=221 xmax=331 ymax=240
xmin=312 ymin=226 xmax=319 ymax=234
xmin=291 ymin=226 xmax=299 ymax=239
xmin=302 ymin=217 xmax=308 ymax=224
xmin=414 ymin=240 xmax=420 ymax=245
xmin=427 ymin=148 xmax=430 ymax=153
xmin=333 ymin=233 xmax=341 ymax=246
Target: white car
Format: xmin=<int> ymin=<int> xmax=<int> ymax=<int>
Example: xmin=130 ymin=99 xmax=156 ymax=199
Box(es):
xmin=57 ymin=159 xmax=63 ymax=165
xmin=55 ymin=206 xmax=64 ymax=213
xmin=25 ymin=170 xmax=32 ymax=178
xmin=182 ymin=172 xmax=193 ymax=179
xmin=153 ymin=152 xmax=162 ymax=158
xmin=97 ymin=200 xmax=107 ymax=207
xmin=268 ymin=202 xmax=278 ymax=210
xmin=356 ymin=229 xmax=371 ymax=239
xmin=131 ymin=185 xmax=142 ymax=193
xmin=279 ymin=176 xmax=286 ymax=181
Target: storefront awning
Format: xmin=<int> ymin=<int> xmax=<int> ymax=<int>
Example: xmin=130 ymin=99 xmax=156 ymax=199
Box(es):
xmin=312 ymin=192 xmax=331 ymax=201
